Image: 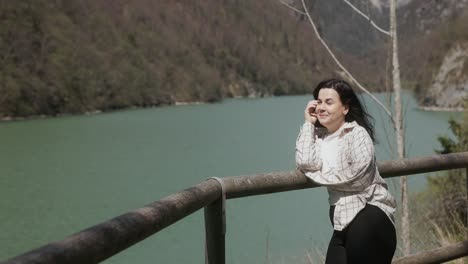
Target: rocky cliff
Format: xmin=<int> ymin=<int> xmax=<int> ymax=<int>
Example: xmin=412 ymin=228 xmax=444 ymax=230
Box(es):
xmin=421 ymin=43 xmax=468 ymax=110
xmin=398 ymin=0 xmax=468 ymax=110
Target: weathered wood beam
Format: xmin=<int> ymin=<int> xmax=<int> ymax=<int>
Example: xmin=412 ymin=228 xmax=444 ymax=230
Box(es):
xmin=392 ymin=240 xmax=468 ymax=264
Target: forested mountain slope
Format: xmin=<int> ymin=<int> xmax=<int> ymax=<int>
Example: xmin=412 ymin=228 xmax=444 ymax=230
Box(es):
xmin=1 ymin=0 xmax=466 ymax=118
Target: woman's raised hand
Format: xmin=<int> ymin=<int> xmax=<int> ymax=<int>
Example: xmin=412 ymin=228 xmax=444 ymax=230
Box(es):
xmin=304 ymin=100 xmax=318 ymax=124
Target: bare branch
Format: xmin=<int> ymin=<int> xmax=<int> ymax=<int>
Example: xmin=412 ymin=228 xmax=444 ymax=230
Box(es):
xmin=343 ymin=0 xmax=390 ymax=36
xmin=279 ymin=0 xmax=306 ymax=15
xmin=300 ymin=0 xmax=394 ymax=119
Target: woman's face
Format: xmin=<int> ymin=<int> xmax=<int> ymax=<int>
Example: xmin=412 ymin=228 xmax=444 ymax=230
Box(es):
xmin=316 ymin=88 xmax=349 ymax=133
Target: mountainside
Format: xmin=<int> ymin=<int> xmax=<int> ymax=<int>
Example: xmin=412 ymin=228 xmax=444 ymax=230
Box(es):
xmin=0 ymin=0 xmax=467 ymax=118
xmin=0 ymin=0 xmax=343 ymax=118
xmin=398 ymin=0 xmax=468 ymax=109
xmin=315 ymin=0 xmax=468 ymax=109
xmin=400 ymin=0 xmax=468 ymax=35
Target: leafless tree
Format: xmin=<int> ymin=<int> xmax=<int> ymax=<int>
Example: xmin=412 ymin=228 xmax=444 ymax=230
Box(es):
xmin=280 ymin=0 xmax=409 ymax=255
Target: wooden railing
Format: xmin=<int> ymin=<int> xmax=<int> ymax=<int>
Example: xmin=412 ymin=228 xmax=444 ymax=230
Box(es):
xmin=393 ymin=240 xmax=468 ymax=264
xmin=2 ymin=152 xmax=468 ymax=264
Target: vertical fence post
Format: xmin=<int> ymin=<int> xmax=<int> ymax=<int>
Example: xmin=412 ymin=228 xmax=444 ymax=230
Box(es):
xmin=204 ymin=177 xmax=226 ymax=264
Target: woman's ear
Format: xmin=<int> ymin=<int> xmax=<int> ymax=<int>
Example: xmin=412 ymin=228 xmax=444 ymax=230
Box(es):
xmin=343 ymin=105 xmax=349 ymax=115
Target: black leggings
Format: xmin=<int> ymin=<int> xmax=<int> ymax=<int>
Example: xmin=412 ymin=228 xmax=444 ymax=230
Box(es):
xmin=325 ymin=204 xmax=396 ymax=264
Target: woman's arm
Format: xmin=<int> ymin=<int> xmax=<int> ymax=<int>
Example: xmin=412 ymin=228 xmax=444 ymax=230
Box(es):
xmin=295 ymin=122 xmax=322 ymax=171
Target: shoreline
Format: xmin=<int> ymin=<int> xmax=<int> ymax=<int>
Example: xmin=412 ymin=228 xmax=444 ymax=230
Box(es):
xmin=174 ymin=101 xmax=205 ymax=106
xmin=0 ymin=110 xmax=104 ymax=123
xmin=1 ymin=99 xmax=465 ymax=122
xmin=418 ymin=106 xmax=465 ymax=112
xmin=0 ymin=101 xmax=208 ymax=123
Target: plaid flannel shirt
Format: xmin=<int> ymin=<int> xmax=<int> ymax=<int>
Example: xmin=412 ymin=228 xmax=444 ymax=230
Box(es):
xmin=295 ymin=121 xmax=396 ymax=231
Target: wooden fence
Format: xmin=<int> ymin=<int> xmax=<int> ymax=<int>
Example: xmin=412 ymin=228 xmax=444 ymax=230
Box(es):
xmin=2 ymin=152 xmax=468 ymax=264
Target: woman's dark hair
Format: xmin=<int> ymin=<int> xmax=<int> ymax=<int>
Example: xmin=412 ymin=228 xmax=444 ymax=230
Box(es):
xmin=313 ymin=78 xmax=376 ymax=142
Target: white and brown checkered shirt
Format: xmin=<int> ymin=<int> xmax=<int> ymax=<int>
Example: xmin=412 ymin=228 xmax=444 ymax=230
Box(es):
xmin=295 ymin=121 xmax=396 ymax=231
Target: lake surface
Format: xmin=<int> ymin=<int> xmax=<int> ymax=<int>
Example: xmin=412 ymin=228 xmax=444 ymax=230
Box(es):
xmin=0 ymin=93 xmax=461 ymax=263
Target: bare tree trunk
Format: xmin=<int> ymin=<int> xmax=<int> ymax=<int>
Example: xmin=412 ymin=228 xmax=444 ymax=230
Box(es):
xmin=281 ymin=0 xmax=411 ymax=254
xmin=390 ymin=0 xmax=409 ymax=255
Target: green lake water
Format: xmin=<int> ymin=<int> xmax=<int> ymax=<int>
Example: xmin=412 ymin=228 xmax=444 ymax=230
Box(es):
xmin=0 ymin=93 xmax=461 ymax=263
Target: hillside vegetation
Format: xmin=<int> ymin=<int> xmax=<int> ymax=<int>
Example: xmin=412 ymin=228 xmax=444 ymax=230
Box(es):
xmin=0 ymin=1 xmax=319 ymax=117
xmin=1 ymin=0 xmax=467 ymax=118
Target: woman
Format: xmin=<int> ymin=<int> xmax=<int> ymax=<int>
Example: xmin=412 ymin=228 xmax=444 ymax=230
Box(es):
xmin=295 ymin=78 xmax=397 ymax=264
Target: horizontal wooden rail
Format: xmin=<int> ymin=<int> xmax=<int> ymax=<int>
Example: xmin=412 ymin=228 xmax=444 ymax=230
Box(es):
xmin=2 ymin=152 xmax=468 ymax=264
xmin=392 ymin=240 xmax=468 ymax=264
xmin=223 ymin=152 xmax=468 ymax=199
xmin=379 ymin=151 xmax=468 ymax=177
